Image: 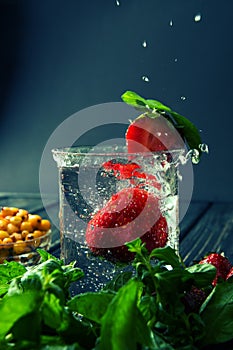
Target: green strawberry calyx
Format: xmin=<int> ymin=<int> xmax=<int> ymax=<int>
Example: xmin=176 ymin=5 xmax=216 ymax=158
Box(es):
xmin=121 ymin=90 xmax=208 ymax=164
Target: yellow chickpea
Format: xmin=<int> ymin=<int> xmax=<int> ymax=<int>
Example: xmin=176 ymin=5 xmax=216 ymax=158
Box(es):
xmin=10 ymin=232 xmax=22 ymax=242
xmin=39 ymin=219 xmax=51 ymax=231
xmin=25 ymin=233 xmax=41 ymax=247
xmin=0 ymin=219 xmax=8 ymax=231
xmin=1 ymin=207 xmax=19 ymax=217
xmin=28 ymin=214 xmax=42 ymax=229
xmin=10 ymin=216 xmax=22 ymax=227
xmin=2 ymin=237 xmax=13 ymax=244
xmin=21 ymin=230 xmax=29 ymax=239
xmin=13 ymin=240 xmax=27 ymax=255
xmin=16 ymin=209 xmax=28 ymax=220
xmin=33 ymin=230 xmax=43 ymax=238
xmin=25 ymin=233 xmax=34 ymax=241
xmin=7 ymin=223 xmax=20 ymax=234
xmin=20 ymin=221 xmax=33 ymax=232
xmin=0 ymin=230 xmax=9 ymax=240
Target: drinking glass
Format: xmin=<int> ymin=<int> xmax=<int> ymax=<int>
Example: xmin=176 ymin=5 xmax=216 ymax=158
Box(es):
xmin=52 ymin=145 xmax=183 ymax=293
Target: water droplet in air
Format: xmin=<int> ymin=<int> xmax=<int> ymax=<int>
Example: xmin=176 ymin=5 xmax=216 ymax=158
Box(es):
xmin=142 ymin=76 xmax=150 ymax=82
xmin=180 ymin=96 xmax=186 ymax=101
xmin=169 ymin=20 xmax=173 ymax=26
xmin=186 ymin=149 xmax=200 ymax=164
xmin=142 ymin=40 xmax=147 ymax=48
xmin=194 ymin=13 xmax=202 ymax=22
xmin=199 ymin=143 xmax=209 ymax=153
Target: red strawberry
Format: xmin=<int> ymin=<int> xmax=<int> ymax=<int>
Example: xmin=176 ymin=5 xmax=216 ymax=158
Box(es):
xmin=226 ymin=267 xmax=233 ymax=280
xmin=85 ymin=187 xmax=168 ymax=262
xmin=182 ymin=285 xmax=207 ymax=313
xmin=199 ymin=253 xmax=232 ymax=286
xmin=126 ymin=112 xmax=185 ymax=153
xmin=101 ymin=160 xmax=161 ymax=190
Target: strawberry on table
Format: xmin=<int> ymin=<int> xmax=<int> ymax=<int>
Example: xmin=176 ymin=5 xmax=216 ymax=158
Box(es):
xmin=85 ymin=187 xmax=168 ymax=262
xmin=226 ymin=267 xmax=233 ymax=280
xmin=199 ymin=253 xmax=232 ymax=286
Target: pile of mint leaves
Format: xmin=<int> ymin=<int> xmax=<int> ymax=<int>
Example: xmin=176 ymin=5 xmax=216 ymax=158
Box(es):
xmin=0 ymin=240 xmax=233 ymax=350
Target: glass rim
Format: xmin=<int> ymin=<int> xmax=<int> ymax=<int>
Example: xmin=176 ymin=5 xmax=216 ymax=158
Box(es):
xmin=51 ymin=145 xmax=185 ymax=157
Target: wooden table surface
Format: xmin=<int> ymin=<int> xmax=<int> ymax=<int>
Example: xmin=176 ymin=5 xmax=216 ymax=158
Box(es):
xmin=0 ymin=192 xmax=232 ymax=266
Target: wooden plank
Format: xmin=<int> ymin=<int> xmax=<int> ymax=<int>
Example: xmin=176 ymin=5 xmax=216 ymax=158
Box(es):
xmin=180 ymin=203 xmax=233 ymax=265
xmin=179 ymin=201 xmax=211 ymax=240
xmin=0 ymin=192 xmax=57 ymax=213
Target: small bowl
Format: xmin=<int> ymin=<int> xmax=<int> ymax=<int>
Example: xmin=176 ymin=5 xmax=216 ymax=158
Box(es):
xmin=0 ymin=229 xmax=52 ymax=266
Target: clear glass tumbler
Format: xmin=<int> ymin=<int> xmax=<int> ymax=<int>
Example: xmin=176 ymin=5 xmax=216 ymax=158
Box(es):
xmin=52 ymin=145 xmax=183 ymax=293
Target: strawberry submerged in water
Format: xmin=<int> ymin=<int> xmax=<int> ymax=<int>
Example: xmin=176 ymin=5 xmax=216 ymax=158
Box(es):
xmin=85 ymin=187 xmax=168 ymax=262
xmin=199 ymin=253 xmax=232 ymax=286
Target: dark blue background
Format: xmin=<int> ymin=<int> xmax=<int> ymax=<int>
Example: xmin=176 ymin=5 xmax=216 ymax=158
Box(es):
xmin=0 ymin=0 xmax=232 ymax=200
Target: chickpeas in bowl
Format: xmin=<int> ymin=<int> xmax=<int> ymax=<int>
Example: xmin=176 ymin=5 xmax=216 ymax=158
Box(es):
xmin=0 ymin=207 xmax=52 ymax=265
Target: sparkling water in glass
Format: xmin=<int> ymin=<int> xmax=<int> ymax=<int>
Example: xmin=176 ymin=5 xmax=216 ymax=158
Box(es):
xmin=52 ymin=145 xmax=183 ymax=294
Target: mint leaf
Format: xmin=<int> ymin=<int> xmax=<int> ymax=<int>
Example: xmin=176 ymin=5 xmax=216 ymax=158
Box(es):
xmin=186 ymin=263 xmax=216 ymax=288
xmin=121 ymin=90 xmax=148 ymax=109
xmin=99 ymin=279 xmax=154 ymax=350
xmin=0 ymin=260 xmax=26 ymax=282
xmin=121 ymin=90 xmax=203 ymax=159
xmin=68 ymin=292 xmax=114 ymax=324
xmin=0 ymin=292 xmax=40 ymax=339
xmin=149 ymin=246 xmax=182 ymax=269
xmin=200 ymin=282 xmax=233 ymax=345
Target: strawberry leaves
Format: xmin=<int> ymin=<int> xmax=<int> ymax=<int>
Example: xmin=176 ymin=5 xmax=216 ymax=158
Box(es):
xmin=121 ymin=90 xmax=203 ymax=161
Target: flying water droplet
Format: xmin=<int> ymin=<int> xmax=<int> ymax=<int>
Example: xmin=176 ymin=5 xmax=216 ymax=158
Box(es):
xmin=194 ymin=13 xmax=202 ymax=22
xmin=199 ymin=143 xmax=209 ymax=153
xmin=142 ymin=40 xmax=147 ymax=48
xmin=142 ymin=75 xmax=150 ymax=82
xmin=186 ymin=149 xmax=200 ymax=164
xmin=169 ymin=20 xmax=173 ymax=26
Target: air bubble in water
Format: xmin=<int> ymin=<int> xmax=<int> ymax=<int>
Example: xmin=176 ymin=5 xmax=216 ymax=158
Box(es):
xmin=169 ymin=20 xmax=173 ymax=26
xmin=142 ymin=40 xmax=147 ymax=48
xmin=181 ymin=96 xmax=186 ymax=101
xmin=174 ymin=58 xmax=178 ymax=62
xmin=142 ymin=75 xmax=150 ymax=82
xmin=194 ymin=13 xmax=202 ymax=22
xmin=116 ymin=0 xmax=120 ymax=6
xmin=199 ymin=143 xmax=209 ymax=153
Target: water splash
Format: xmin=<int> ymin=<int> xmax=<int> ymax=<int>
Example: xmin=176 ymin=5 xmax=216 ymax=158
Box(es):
xmin=142 ymin=75 xmax=150 ymax=82
xmin=194 ymin=13 xmax=202 ymax=22
xmin=199 ymin=143 xmax=209 ymax=153
xmin=169 ymin=20 xmax=173 ymax=26
xmin=186 ymin=149 xmax=200 ymax=164
xmin=142 ymin=40 xmax=147 ymax=48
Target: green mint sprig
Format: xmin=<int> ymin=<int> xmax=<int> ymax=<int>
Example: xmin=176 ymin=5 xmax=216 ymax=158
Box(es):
xmin=0 ymin=244 xmax=232 ymax=349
